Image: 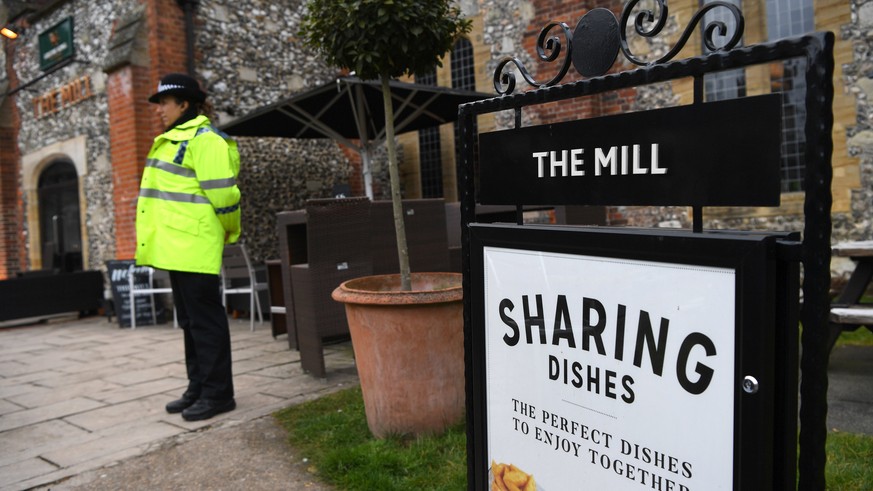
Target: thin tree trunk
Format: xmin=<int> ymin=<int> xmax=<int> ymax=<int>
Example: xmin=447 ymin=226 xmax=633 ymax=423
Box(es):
xmin=381 ymin=76 xmax=411 ymax=291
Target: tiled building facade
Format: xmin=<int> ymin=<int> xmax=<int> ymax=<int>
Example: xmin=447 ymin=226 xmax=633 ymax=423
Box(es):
xmin=0 ymin=0 xmax=868 ymax=281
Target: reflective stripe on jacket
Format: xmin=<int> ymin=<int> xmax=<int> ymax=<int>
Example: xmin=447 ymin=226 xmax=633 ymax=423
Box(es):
xmin=135 ymin=115 xmax=241 ymax=275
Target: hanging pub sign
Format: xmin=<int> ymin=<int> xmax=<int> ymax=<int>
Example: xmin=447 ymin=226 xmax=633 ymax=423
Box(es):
xmin=477 ymin=94 xmax=782 ymax=207
xmin=39 ymin=17 xmax=75 ymax=71
xmin=469 ymin=224 xmax=795 ymax=490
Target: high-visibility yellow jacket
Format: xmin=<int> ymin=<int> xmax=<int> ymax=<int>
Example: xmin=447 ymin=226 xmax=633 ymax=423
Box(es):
xmin=135 ymin=115 xmax=241 ymax=275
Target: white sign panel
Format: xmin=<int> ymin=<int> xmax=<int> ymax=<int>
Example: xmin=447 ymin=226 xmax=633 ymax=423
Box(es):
xmin=484 ymin=247 xmax=735 ymax=490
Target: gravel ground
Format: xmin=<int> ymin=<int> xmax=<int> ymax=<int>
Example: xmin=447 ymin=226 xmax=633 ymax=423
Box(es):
xmin=36 ymin=416 xmax=335 ymax=491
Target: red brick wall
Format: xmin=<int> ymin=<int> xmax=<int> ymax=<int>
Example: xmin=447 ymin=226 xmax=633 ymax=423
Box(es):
xmin=108 ymin=0 xmax=188 ymax=259
xmin=522 ymin=1 xmax=638 ymax=226
xmin=340 ymin=145 xmax=364 ymax=196
xmin=146 ymin=0 xmax=189 ymax=111
xmin=0 ymin=123 xmax=24 ymax=278
xmin=0 ymin=38 xmax=25 ymax=279
xmin=522 ymin=1 xmax=636 ymax=124
xmin=107 ymin=65 xmax=154 ymax=259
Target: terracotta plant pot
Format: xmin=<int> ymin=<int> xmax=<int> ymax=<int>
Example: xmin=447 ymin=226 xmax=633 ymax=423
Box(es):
xmin=332 ymin=272 xmax=464 ymax=438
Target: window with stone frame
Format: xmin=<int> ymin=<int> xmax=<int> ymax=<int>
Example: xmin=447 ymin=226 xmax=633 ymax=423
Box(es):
xmin=416 ymin=69 xmax=444 ymax=198
xmin=701 ymin=0 xmax=747 ymax=102
xmin=452 ymin=37 xmax=476 ymax=197
xmin=767 ymin=0 xmax=814 ymax=192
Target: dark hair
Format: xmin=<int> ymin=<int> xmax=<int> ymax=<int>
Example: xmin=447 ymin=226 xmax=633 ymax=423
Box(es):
xmin=169 ymin=95 xmax=215 ymax=120
xmin=197 ymin=100 xmax=216 ymax=120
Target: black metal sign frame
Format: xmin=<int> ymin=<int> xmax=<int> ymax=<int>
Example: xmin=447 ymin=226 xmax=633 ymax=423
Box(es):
xmin=468 ymin=224 xmax=799 ymax=490
xmin=458 ymin=3 xmax=834 ymax=490
xmin=478 ymin=94 xmax=782 ymax=207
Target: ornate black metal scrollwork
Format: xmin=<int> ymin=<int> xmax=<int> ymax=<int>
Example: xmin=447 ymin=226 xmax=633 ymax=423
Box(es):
xmin=491 ymin=0 xmax=746 ymax=94
xmin=619 ymin=0 xmax=744 ymax=66
xmin=493 ymin=22 xmax=572 ymax=95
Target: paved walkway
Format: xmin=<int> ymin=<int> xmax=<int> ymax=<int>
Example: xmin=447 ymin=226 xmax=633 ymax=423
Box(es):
xmin=0 ymin=315 xmax=357 ymax=491
xmin=0 ymin=314 xmax=870 ymax=491
xmin=828 ymin=343 xmax=873 ymax=435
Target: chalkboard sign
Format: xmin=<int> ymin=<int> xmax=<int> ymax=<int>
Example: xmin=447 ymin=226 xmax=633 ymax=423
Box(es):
xmin=106 ymin=260 xmax=169 ymax=328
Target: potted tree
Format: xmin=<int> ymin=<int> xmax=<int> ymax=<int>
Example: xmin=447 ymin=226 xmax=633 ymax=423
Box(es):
xmin=300 ymin=0 xmax=472 ymax=438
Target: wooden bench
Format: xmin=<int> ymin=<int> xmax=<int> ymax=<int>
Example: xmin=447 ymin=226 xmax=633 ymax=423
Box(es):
xmin=830 ymin=306 xmax=873 ymax=325
xmin=829 ymin=240 xmax=873 ymax=350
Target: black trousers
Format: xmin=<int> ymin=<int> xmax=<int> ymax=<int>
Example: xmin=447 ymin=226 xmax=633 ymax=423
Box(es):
xmin=169 ymin=271 xmax=234 ymax=401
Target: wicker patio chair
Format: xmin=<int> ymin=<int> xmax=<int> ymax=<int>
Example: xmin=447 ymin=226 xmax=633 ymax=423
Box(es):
xmin=290 ymin=197 xmax=372 ymax=377
xmin=265 ymin=259 xmax=287 ymax=339
xmin=370 ymin=199 xmax=450 ymax=275
xmin=445 ymin=201 xmax=462 ymax=272
xmin=275 ymin=209 xmax=307 ymax=349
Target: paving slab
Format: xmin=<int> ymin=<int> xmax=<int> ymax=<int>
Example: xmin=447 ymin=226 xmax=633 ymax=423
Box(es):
xmin=0 ymin=398 xmax=24 ymax=416
xmin=18 ymin=447 xmax=145 ymax=491
xmin=54 ymin=355 xmax=137 ymax=374
xmin=37 ymin=416 xmax=336 ymax=491
xmin=63 ymin=393 xmax=179 ymax=432
xmin=102 ymin=365 xmax=179 ymax=387
xmin=827 ymin=344 xmax=873 ymax=436
xmin=91 ymin=376 xmax=186 ymax=405
xmin=41 ymin=421 xmax=186 ymax=468
xmin=0 ymin=420 xmax=91 ymax=467
xmin=0 ymin=315 xmax=357 ymax=491
xmin=0 ymin=457 xmax=59 ymax=490
xmin=12 ymin=354 xmax=84 ymax=373
xmin=7 ymin=379 xmax=122 ymax=409
xmin=0 ymin=381 xmax=46 ymax=399
xmin=229 ymin=356 xmax=290 ymax=374
xmin=0 ymin=397 xmax=106 ymax=432
xmin=232 ymin=372 xmax=284 ymax=391
xmin=0 ymin=361 xmax=34 ymax=378
xmin=0 ymin=369 xmax=68 ymax=387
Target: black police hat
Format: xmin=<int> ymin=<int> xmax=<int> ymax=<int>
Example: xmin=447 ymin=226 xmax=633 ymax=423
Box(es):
xmin=148 ymin=73 xmax=207 ymax=103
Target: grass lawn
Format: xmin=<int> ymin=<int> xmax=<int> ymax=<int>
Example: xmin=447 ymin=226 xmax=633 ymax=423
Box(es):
xmin=276 ymin=384 xmax=873 ymax=490
xmin=834 ymin=325 xmax=873 ymax=347
xmin=826 ymin=430 xmax=873 ymax=490
xmin=826 ymin=327 xmax=873 ymax=489
xmin=275 ymin=387 xmax=466 ymax=490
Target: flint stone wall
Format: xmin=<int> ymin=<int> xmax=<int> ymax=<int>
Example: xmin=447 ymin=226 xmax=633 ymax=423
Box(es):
xmin=11 ymin=0 xmax=139 ymax=273
xmin=616 ymin=1 xmax=871 ymax=287
xmin=11 ymin=0 xmax=873 ymax=276
xmin=196 ymin=0 xmax=398 ymax=263
xmin=196 ymin=0 xmax=359 ymax=263
xmin=479 ymin=1 xmax=871 ymax=288
xmin=11 ymin=0 xmax=364 ymax=270
xmin=843 ymin=0 xmax=873 ymax=243
xmin=234 ymin=137 xmax=349 ymax=262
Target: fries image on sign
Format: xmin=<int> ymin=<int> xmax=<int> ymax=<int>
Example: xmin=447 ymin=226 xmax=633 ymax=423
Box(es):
xmin=491 ymin=461 xmax=537 ymax=491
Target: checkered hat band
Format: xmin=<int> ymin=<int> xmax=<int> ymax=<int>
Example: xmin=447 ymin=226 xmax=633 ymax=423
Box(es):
xmin=157 ymin=83 xmax=186 ymax=92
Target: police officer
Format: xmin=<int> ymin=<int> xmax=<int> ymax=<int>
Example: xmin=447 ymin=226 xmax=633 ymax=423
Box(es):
xmin=136 ymin=73 xmax=241 ymax=421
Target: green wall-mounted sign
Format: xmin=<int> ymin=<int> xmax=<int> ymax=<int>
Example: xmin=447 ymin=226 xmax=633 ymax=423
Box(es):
xmin=39 ymin=17 xmax=74 ymax=71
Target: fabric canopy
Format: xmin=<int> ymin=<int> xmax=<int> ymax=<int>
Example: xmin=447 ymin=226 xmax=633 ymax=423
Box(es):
xmin=220 ymin=76 xmax=491 ymax=197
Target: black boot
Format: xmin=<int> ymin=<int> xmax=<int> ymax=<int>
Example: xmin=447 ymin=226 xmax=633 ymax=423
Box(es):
xmin=182 ymin=398 xmax=236 ymax=421
xmin=165 ymin=393 xmax=199 ymax=414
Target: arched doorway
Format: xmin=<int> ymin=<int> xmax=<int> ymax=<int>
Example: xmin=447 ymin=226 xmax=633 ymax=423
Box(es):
xmin=37 ymin=159 xmax=83 ymax=272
